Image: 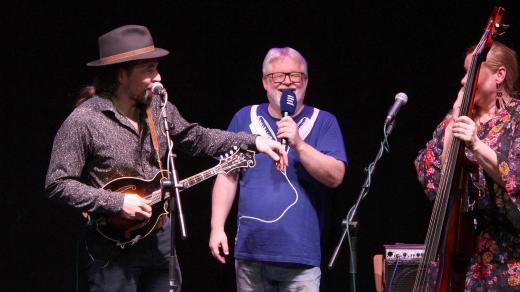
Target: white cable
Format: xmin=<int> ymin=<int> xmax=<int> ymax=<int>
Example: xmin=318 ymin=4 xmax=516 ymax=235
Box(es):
xmin=238 ymin=168 xmax=298 ymax=224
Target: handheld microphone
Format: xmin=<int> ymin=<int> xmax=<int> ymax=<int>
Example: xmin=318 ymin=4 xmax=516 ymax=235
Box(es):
xmin=385 ymin=92 xmax=408 ymax=125
xmin=280 ymin=89 xmax=297 ymax=151
xmin=151 ymin=82 xmax=167 ymax=96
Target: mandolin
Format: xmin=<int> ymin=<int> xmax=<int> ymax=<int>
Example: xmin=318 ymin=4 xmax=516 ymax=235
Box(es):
xmin=86 ymin=146 xmax=256 ymax=248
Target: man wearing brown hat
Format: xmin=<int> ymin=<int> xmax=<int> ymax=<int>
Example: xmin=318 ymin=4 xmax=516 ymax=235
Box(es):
xmin=45 ymin=24 xmax=287 ymax=292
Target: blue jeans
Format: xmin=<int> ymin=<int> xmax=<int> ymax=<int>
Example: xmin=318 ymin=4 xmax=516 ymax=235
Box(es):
xmin=85 ymin=220 xmax=181 ymax=292
xmin=235 ymin=259 xmax=321 ymax=292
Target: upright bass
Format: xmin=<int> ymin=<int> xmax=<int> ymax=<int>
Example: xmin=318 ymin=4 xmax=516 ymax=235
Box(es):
xmin=413 ymin=7 xmax=506 ymax=291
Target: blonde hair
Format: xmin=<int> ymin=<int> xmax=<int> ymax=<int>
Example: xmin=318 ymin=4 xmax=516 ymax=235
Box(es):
xmin=486 ymin=41 xmax=519 ymax=97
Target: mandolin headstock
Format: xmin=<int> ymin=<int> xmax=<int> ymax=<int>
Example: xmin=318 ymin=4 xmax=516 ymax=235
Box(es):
xmin=217 ymin=146 xmax=256 ymax=174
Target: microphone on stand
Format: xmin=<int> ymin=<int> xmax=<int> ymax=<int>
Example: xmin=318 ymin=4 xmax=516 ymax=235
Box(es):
xmin=384 ymin=92 xmax=408 ymax=125
xmin=151 ymin=82 xmax=168 ymax=107
xmin=280 ymin=89 xmax=297 ymax=152
xmin=151 ymin=82 xmax=167 ymax=97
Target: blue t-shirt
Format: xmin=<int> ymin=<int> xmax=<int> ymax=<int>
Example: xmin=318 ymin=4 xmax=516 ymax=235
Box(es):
xmin=228 ymin=103 xmax=347 ymax=267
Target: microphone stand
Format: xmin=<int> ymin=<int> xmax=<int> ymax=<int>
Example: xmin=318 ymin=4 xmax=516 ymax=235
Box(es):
xmin=158 ymin=91 xmax=188 ymax=292
xmin=328 ymin=120 xmax=396 ymax=292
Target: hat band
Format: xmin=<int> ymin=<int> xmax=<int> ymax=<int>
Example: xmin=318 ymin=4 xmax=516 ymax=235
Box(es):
xmin=99 ymin=45 xmax=156 ymax=65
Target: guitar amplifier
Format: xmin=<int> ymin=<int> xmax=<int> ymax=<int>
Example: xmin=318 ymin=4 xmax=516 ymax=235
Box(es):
xmin=383 ymin=243 xmax=425 ymax=292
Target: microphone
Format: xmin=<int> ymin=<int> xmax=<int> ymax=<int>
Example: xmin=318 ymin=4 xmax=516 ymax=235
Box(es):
xmin=384 ymin=92 xmax=408 ymax=125
xmin=151 ymin=82 xmax=166 ymax=96
xmin=280 ymin=89 xmax=297 ymax=151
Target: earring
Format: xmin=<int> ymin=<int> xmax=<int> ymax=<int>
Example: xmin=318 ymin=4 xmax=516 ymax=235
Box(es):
xmin=496 ymin=83 xmax=505 ymax=109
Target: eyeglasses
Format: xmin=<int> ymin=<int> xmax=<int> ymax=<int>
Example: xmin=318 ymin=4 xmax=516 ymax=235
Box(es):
xmin=264 ymin=72 xmax=306 ymax=84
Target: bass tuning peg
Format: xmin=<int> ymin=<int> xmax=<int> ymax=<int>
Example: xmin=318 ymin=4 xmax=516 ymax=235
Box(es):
xmin=495 ymin=23 xmax=510 ymax=30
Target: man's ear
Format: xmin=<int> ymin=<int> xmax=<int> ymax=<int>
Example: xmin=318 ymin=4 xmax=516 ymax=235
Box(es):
xmin=118 ymin=68 xmax=128 ymax=85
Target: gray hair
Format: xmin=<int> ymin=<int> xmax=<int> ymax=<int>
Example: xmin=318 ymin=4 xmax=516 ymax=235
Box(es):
xmin=262 ymin=47 xmax=308 ymax=75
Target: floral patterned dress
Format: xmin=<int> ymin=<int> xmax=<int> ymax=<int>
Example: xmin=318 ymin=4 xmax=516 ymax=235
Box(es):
xmin=415 ymin=98 xmax=520 ymax=291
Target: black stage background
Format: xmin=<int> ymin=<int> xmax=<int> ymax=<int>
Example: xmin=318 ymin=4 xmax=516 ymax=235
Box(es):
xmin=4 ymin=1 xmax=520 ymax=291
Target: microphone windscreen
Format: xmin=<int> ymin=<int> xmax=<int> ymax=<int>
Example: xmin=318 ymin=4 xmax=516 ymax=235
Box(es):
xmin=395 ymin=92 xmax=408 ymax=104
xmin=280 ymin=89 xmax=297 ymax=115
xmin=151 ymin=82 xmax=165 ymax=95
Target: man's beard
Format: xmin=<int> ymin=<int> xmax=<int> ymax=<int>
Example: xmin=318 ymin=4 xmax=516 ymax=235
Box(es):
xmin=130 ymin=90 xmax=153 ymax=106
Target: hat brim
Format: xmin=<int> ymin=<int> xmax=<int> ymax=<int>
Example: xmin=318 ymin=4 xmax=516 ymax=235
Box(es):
xmin=86 ymin=48 xmax=170 ymax=67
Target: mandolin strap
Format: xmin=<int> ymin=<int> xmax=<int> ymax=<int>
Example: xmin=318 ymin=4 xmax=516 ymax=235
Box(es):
xmin=146 ymin=107 xmax=165 ymax=176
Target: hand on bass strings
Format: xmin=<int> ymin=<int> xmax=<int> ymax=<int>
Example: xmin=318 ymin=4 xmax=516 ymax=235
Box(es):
xmin=452 ymin=115 xmax=481 ymax=151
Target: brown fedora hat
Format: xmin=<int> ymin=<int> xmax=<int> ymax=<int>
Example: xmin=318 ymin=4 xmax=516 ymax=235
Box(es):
xmin=87 ymin=25 xmax=169 ymax=66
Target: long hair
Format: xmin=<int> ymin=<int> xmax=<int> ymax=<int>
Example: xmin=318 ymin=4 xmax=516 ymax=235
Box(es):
xmin=75 ymin=62 xmax=136 ymax=107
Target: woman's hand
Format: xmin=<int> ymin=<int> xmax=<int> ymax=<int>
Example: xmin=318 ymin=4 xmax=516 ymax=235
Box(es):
xmin=452 ymin=115 xmax=481 ymax=151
